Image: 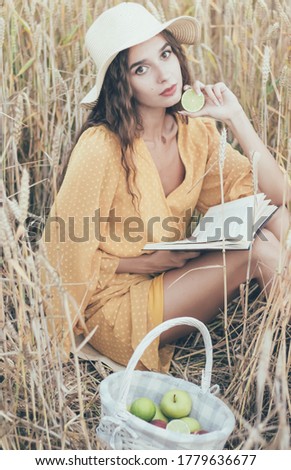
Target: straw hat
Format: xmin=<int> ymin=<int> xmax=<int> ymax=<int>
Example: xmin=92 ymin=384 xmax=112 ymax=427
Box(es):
xmin=81 ymin=2 xmax=200 ymax=109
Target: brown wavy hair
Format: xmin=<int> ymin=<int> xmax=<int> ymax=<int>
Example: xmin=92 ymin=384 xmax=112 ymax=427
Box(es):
xmin=57 ymin=30 xmax=193 ymax=211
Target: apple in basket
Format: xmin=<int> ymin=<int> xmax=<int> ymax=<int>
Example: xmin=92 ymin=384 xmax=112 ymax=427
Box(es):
xmin=150 ymin=419 xmax=167 ymax=429
xmin=160 ymin=389 xmax=192 ymax=419
xmin=165 ymin=419 xmax=207 ymax=435
xmin=129 ymin=397 xmax=156 ymax=422
xmin=152 ymin=405 xmax=169 ymax=423
xmin=180 ymin=416 xmax=201 ymax=433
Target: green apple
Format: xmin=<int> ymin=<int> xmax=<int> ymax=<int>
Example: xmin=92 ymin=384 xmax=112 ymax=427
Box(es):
xmin=181 ymin=416 xmax=201 ymax=433
xmin=152 ymin=404 xmax=169 ymax=423
xmin=130 ymin=397 xmax=156 ymax=422
xmin=160 ymin=389 xmax=192 ymax=419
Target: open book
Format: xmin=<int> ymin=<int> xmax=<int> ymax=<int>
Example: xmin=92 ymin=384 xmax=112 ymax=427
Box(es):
xmin=143 ymin=194 xmax=277 ymax=251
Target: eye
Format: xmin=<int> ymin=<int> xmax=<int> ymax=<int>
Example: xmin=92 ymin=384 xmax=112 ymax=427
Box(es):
xmin=161 ymin=49 xmax=172 ymax=59
xmin=135 ymin=65 xmax=148 ymax=75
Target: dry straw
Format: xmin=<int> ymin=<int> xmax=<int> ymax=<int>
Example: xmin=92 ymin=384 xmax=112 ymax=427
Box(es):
xmin=261 ymin=45 xmax=271 ymax=144
xmin=0 ymin=16 xmax=5 ymax=47
xmin=145 ymin=0 xmax=163 ymax=21
xmin=1 ymin=0 xmax=290 ymax=451
xmin=218 ymin=127 xmax=232 ymax=369
xmin=18 ymin=167 xmax=30 ymax=227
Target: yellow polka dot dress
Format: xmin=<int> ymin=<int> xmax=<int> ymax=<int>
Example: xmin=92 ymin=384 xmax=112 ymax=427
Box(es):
xmin=40 ymin=116 xmax=253 ymax=371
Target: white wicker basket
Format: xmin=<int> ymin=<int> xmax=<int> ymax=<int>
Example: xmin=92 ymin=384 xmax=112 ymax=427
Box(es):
xmin=96 ymin=317 xmax=235 ymax=450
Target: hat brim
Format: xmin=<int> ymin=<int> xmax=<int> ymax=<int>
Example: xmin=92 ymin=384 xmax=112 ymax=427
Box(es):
xmin=81 ymin=15 xmax=200 ymax=109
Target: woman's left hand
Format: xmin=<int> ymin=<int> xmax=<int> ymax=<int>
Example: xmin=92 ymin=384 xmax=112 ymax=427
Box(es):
xmin=179 ymin=81 xmax=243 ymax=123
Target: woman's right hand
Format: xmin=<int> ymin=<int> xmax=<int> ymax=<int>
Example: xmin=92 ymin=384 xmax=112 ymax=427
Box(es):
xmin=116 ymin=250 xmax=201 ymax=275
xmin=148 ymin=250 xmax=201 ymax=274
xmin=179 ymin=82 xmax=243 ymax=124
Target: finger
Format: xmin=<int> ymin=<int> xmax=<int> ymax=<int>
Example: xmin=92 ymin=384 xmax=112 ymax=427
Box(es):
xmin=213 ymin=83 xmax=225 ymax=105
xmin=188 ymin=251 xmax=201 ymax=258
xmin=183 ymin=84 xmax=192 ymax=91
xmin=179 ymin=250 xmax=201 ymax=258
xmin=204 ymin=85 xmax=221 ymax=106
xmin=193 ymin=80 xmax=205 ymax=96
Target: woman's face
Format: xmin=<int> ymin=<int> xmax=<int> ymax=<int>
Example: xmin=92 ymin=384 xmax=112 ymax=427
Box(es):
xmin=127 ymin=34 xmax=183 ymax=110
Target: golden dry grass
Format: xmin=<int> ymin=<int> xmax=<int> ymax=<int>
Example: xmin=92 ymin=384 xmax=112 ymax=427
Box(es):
xmin=1 ymin=0 xmax=290 ymax=450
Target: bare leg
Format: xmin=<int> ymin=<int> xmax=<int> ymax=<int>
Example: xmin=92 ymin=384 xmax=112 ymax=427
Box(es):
xmin=263 ymin=205 xmax=290 ymax=242
xmin=160 ymin=228 xmax=281 ymax=344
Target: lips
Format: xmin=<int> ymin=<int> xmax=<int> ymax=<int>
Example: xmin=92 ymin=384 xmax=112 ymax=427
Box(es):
xmin=160 ymin=84 xmax=177 ymax=97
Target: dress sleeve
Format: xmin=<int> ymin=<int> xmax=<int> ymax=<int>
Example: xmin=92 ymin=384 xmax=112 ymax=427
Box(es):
xmin=39 ymin=126 xmax=120 ymax=360
xmin=196 ymin=118 xmax=254 ymax=214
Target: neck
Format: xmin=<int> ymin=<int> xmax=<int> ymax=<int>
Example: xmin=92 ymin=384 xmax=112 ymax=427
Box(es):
xmin=139 ymin=107 xmax=173 ymax=145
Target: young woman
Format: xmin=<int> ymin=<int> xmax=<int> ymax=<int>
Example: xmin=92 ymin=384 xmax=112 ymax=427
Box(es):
xmin=41 ymin=3 xmax=290 ymax=371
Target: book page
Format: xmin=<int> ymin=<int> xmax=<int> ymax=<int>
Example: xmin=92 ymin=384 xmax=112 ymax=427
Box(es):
xmin=144 ymin=238 xmax=250 ymax=250
xmin=143 ymin=193 xmax=277 ymax=252
xmin=192 ymin=193 xmax=268 ymax=243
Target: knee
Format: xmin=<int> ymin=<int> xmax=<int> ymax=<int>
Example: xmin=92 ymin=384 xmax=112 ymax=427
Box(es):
xmin=264 ymin=205 xmax=290 ymax=240
xmin=251 ymin=228 xmax=280 ymax=267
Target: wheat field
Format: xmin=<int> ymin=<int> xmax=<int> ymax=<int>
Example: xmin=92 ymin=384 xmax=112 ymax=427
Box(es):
xmin=1 ymin=0 xmax=290 ymax=450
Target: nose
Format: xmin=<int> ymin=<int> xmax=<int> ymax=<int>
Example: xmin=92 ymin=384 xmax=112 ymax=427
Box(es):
xmin=156 ymin=64 xmax=171 ymax=83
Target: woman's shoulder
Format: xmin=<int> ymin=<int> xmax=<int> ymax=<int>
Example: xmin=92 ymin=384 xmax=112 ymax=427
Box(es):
xmin=177 ymin=114 xmax=218 ymax=141
xmin=66 ymin=125 xmax=121 ymax=176
xmin=77 ymin=124 xmax=120 ymax=149
xmin=71 ymin=124 xmax=121 ymax=165
xmin=177 ymin=114 xmax=217 ymax=132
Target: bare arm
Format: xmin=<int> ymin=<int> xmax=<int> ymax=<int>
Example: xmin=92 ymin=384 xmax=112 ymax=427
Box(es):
xmin=116 ymin=254 xmax=153 ymax=274
xmin=179 ymin=82 xmax=291 ymax=206
xmin=116 ymin=251 xmax=201 ymax=275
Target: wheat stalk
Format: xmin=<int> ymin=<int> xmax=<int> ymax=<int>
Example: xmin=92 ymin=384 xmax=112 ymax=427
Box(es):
xmin=18 ymin=167 xmax=30 ymax=227
xmin=256 ymin=328 xmax=272 ymax=424
xmin=279 ymin=64 xmax=288 ymax=88
xmin=256 ymin=0 xmax=269 ymax=22
xmin=34 ymin=23 xmax=42 ymax=60
xmin=262 ymin=46 xmax=271 ymax=89
xmin=12 ymin=93 xmax=24 ymax=146
xmin=156 ymin=2 xmax=166 ymax=22
xmin=0 ymin=207 xmax=12 ymax=261
xmin=51 ymin=124 xmax=62 ymax=170
xmin=2 ymin=0 xmax=290 ymax=451
xmin=245 ymin=0 xmax=254 ymax=27
xmin=217 ymin=127 xmax=232 ymax=370
xmin=65 ymin=0 xmax=73 ymax=25
xmin=74 ymin=42 xmax=81 ymax=67
xmin=275 ymin=0 xmax=291 ymax=28
xmin=0 ymin=16 xmax=5 ymax=48
xmin=145 ymin=0 xmax=163 ymax=21
xmin=260 ymin=45 xmax=271 ymax=144
xmin=6 ymin=198 xmax=22 ymax=223
xmin=265 ymin=22 xmax=280 ymax=40
xmin=168 ymin=0 xmax=179 ymax=17
xmin=251 ymin=151 xmax=261 ymax=195
xmin=23 ymin=0 xmax=34 ymax=32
